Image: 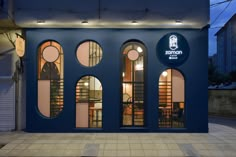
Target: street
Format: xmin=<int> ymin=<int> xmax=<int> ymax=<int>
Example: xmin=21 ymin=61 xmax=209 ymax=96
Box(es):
xmin=209 ymin=115 xmax=236 ymax=129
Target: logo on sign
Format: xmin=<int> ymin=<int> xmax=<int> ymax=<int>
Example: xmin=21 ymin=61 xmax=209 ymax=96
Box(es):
xmin=165 ymin=35 xmax=183 ymax=60
xmin=169 ymin=35 xmax=178 ymax=50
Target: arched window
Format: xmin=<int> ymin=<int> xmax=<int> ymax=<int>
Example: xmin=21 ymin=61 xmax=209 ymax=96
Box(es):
xmin=158 ymin=69 xmax=185 ymax=128
xmin=76 ymin=76 xmax=102 ymax=128
xmin=121 ymin=41 xmax=146 ymax=126
xmin=38 ymin=41 xmax=64 ymax=118
xmin=76 ymin=41 xmax=103 ymax=67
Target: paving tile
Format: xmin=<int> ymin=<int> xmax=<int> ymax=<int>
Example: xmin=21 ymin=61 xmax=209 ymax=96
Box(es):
xmin=155 ymin=143 xmax=168 ymax=149
xmin=106 ymin=140 xmax=117 ymax=144
xmin=167 ymin=143 xmax=180 ymax=149
xmin=0 ymin=149 xmax=11 ymax=156
xmin=39 ymin=149 xmax=64 ymax=156
xmin=117 ymin=143 xmax=130 ymax=150
xmin=117 ymin=135 xmax=129 ymax=140
xmin=94 ymin=139 xmax=106 ymax=144
xmin=7 ymin=149 xmax=24 ymax=156
xmin=192 ymin=143 xmax=206 ymax=150
xmin=157 ymin=149 xmax=171 ymax=157
xmin=178 ymin=144 xmax=200 ymax=157
xmin=70 ymin=140 xmax=85 ymax=144
xmin=104 ymin=143 xmax=117 ymax=150
xmin=97 ymin=150 xmax=104 ymax=157
xmin=130 ymin=150 xmax=145 ymax=157
xmin=205 ymin=144 xmax=219 ymax=150
xmin=54 ymin=143 xmax=68 ymax=149
xmin=1 ymin=143 xmax=18 ymax=150
xmin=103 ymin=150 xmax=117 ymax=157
xmin=117 ymin=140 xmax=128 ymax=144
xmin=117 ymin=150 xmax=130 ymax=156
xmin=40 ymin=144 xmax=57 ymax=150
xmin=222 ymin=150 xmax=234 ymax=156
xmin=27 ymin=144 xmax=42 ymax=150
xmin=140 ymin=140 xmax=153 ymax=144
xmin=81 ymin=143 xmax=99 ymax=157
xmin=144 ymin=150 xmax=158 ymax=157
xmin=20 ymin=149 xmax=40 ymax=156
xmin=130 ymin=143 xmax=142 ymax=149
xmin=142 ymin=143 xmax=155 ymax=149
xmin=209 ymin=150 xmax=224 ymax=157
xmin=14 ymin=143 xmax=30 ymax=150
xmin=198 ymin=150 xmax=212 ymax=157
xmin=10 ymin=140 xmax=24 ymax=144
xmin=129 ymin=140 xmax=140 ymax=144
xmin=169 ymin=150 xmax=184 ymax=156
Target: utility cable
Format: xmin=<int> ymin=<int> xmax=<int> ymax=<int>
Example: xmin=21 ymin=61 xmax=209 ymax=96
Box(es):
xmin=211 ymin=0 xmax=232 ymax=26
xmin=210 ymin=0 xmax=232 ymax=7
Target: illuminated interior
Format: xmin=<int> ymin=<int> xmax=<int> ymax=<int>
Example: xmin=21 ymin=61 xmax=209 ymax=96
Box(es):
xmin=76 ymin=76 xmax=102 ymax=128
xmin=76 ymin=41 xmax=102 ymax=67
xmin=158 ymin=69 xmax=185 ymax=128
xmin=121 ymin=42 xmax=145 ymax=126
xmin=37 ymin=41 xmax=64 ymax=118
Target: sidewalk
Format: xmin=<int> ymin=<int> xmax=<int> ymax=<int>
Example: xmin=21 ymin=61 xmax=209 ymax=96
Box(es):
xmin=0 ymin=123 xmax=236 ymax=157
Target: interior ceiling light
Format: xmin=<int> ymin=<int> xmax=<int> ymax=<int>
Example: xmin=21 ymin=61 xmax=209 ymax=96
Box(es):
xmin=131 ymin=20 xmax=138 ymax=24
xmin=84 ymin=82 xmax=89 ymax=86
xmin=37 ymin=20 xmax=45 ymax=24
xmin=137 ymin=47 xmax=143 ymax=53
xmin=162 ymin=71 xmax=168 ymax=77
xmin=81 ymin=20 xmax=88 ymax=24
xmin=175 ymin=20 xmax=183 ymax=25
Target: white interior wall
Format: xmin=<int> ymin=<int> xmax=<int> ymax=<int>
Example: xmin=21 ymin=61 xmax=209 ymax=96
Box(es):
xmin=172 ymin=70 xmax=184 ymax=102
xmin=76 ymin=103 xmax=89 ymax=128
xmin=76 ymin=42 xmax=89 ymax=66
xmin=38 ymin=80 xmax=50 ymax=117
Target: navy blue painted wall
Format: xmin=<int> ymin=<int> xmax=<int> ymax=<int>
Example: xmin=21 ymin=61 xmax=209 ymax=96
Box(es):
xmin=25 ymin=28 xmax=208 ymax=132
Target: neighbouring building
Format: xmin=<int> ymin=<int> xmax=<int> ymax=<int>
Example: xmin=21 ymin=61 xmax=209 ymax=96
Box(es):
xmin=209 ymin=53 xmax=217 ymax=67
xmin=215 ymin=14 xmax=236 ymax=74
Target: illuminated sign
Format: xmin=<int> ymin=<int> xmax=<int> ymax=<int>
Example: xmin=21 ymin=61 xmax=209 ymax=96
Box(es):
xmin=15 ymin=36 xmax=25 ymax=57
xmin=157 ymin=33 xmax=189 ymax=67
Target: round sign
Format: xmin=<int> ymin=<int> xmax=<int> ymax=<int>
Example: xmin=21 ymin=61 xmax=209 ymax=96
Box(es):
xmin=157 ymin=33 xmax=190 ymax=67
xmin=127 ymin=50 xmax=139 ymax=61
xmin=42 ymin=46 xmax=60 ymax=62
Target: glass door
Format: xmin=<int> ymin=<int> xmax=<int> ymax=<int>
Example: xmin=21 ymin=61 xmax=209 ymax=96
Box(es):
xmin=121 ymin=41 xmax=145 ymax=127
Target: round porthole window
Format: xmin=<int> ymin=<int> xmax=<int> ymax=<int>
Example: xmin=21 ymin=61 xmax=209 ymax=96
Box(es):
xmin=42 ymin=46 xmax=60 ymax=62
xmin=76 ymin=41 xmax=103 ymax=67
xmin=127 ymin=50 xmax=139 ymax=61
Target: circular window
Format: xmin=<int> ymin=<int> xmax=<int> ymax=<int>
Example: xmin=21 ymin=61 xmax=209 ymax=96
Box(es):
xmin=127 ymin=50 xmax=139 ymax=61
xmin=42 ymin=46 xmax=60 ymax=62
xmin=76 ymin=41 xmax=103 ymax=67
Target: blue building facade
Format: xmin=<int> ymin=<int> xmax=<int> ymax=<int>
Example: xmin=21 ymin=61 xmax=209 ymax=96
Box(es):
xmin=25 ymin=28 xmax=208 ymax=132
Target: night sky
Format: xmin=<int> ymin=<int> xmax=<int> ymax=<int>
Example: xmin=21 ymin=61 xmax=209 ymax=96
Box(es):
xmin=209 ymin=0 xmax=236 ymax=56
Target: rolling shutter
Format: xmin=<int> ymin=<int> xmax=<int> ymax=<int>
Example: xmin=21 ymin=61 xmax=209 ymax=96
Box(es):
xmin=0 ymin=77 xmax=15 ymax=131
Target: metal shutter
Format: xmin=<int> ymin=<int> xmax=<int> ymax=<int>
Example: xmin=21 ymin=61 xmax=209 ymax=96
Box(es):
xmin=0 ymin=77 xmax=15 ymax=131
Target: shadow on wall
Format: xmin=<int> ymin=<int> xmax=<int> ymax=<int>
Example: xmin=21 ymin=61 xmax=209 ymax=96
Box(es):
xmin=208 ymin=90 xmax=236 ymax=117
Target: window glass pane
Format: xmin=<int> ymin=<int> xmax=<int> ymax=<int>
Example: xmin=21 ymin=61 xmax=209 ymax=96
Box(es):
xmin=121 ymin=41 xmax=145 ymax=127
xmin=158 ymin=69 xmax=185 ymax=128
xmin=76 ymin=76 xmax=102 ymax=128
xmin=42 ymin=46 xmax=59 ymax=62
xmin=76 ymin=41 xmax=102 ymax=67
xmin=38 ymin=41 xmax=64 ymax=118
